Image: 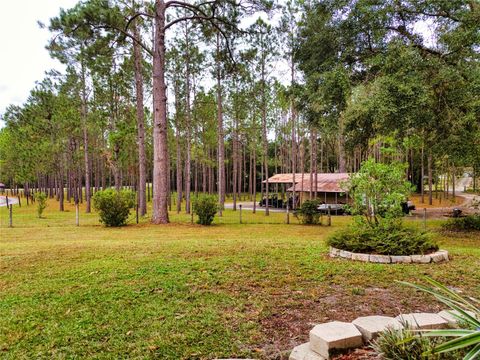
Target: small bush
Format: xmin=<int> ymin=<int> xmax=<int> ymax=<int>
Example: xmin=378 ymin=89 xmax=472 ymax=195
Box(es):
xmin=193 ymin=194 xmax=218 ymax=225
xmin=327 ymin=218 xmax=438 ymax=255
xmin=36 ymin=192 xmax=48 ymax=218
xmin=372 ymin=327 xmax=466 ymax=360
xmin=93 ymin=189 xmax=135 ymax=227
xmin=442 ymin=214 xmax=480 ymax=231
xmin=294 ymin=200 xmax=321 ymax=224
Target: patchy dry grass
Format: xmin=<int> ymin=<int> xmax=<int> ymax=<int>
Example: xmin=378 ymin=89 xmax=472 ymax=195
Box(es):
xmin=0 ymin=199 xmax=479 ymax=359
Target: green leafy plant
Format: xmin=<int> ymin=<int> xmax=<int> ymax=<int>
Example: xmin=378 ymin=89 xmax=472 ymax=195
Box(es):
xmin=398 ymin=277 xmax=480 ymax=359
xmin=345 ymin=158 xmax=415 ymax=226
xmin=294 ymin=199 xmax=321 ymax=224
xmin=328 ymin=159 xmax=438 ymax=255
xmin=92 ymin=189 xmax=135 ymax=227
xmin=36 ymin=192 xmax=48 ymax=218
xmin=327 ymin=217 xmax=438 ymax=255
xmin=442 ymin=214 xmax=480 ymax=232
xmin=373 ymin=326 xmax=466 ymax=360
xmin=192 ymin=194 xmax=218 ymax=225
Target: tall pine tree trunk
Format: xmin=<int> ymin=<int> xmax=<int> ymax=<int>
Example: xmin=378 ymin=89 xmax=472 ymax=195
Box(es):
xmin=133 ymin=18 xmax=147 ymax=216
xmin=216 ymin=33 xmax=226 ymax=216
xmin=80 ymin=59 xmax=91 ymax=213
xmin=152 ymin=0 xmax=169 ymax=224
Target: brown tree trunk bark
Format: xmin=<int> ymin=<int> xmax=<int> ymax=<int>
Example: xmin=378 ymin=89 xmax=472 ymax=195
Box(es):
xmin=151 ymin=0 xmax=169 ymax=224
xmin=184 ymin=21 xmax=192 ymax=214
xmin=80 ymin=58 xmax=91 ymax=213
xmin=216 ymin=33 xmax=225 ymax=216
xmin=133 ymin=18 xmax=147 ymax=216
xmin=428 ymin=151 xmax=433 ymax=205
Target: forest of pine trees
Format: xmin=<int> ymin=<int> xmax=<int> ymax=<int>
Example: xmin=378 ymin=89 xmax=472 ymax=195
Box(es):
xmin=0 ymin=0 xmax=479 ymax=223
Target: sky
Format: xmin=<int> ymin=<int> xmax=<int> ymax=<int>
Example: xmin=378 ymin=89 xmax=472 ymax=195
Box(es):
xmin=0 ymin=0 xmax=78 ymax=123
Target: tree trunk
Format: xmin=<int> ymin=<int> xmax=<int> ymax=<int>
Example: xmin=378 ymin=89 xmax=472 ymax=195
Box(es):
xmin=428 ymin=151 xmax=433 ymax=205
xmin=216 ymin=33 xmax=225 ymax=216
xmin=421 ymin=146 xmax=425 ymax=203
xmin=338 ymin=115 xmax=346 ymax=173
xmin=151 ymin=0 xmax=169 ymax=224
xmin=80 ymin=59 xmax=91 ymax=213
xmin=184 ymin=21 xmax=192 ymax=214
xmin=133 ymin=18 xmax=147 ymax=216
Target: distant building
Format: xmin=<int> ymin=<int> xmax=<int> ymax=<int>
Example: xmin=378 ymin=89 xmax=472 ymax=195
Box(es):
xmin=262 ymin=173 xmax=350 ymax=208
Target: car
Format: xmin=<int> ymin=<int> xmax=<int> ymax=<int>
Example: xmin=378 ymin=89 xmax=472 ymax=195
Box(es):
xmin=317 ymin=203 xmax=347 ymax=215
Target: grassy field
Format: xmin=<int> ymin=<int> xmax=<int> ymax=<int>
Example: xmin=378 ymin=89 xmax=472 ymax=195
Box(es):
xmin=1 ymin=199 xmax=479 ymax=359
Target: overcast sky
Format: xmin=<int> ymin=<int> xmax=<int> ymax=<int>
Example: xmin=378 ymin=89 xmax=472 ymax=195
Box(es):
xmin=0 ymin=0 xmax=78 ymax=121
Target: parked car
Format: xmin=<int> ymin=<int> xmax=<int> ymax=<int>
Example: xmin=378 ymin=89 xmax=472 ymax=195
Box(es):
xmin=317 ymin=203 xmax=348 ymax=215
xmin=401 ymin=200 xmax=416 ymax=214
xmin=259 ymin=195 xmax=284 ymax=208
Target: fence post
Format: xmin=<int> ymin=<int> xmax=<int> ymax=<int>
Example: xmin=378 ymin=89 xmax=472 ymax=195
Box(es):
xmin=76 ymin=204 xmax=79 ymax=226
xmin=6 ymin=195 xmax=9 ymax=207
xmin=18 ymin=195 xmax=21 ymax=208
xmin=239 ymin=204 xmax=242 ymax=224
xmin=327 ymin=206 xmax=331 ymax=226
xmin=136 ymin=203 xmax=139 ymax=224
xmin=9 ymin=204 xmax=13 ymax=227
xmin=286 ymin=202 xmax=290 ymax=224
xmin=191 ymin=210 xmax=194 ymax=224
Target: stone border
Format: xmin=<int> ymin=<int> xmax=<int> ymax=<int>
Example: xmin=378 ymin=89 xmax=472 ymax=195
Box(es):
xmin=289 ymin=310 xmax=470 ymax=360
xmin=329 ymin=247 xmax=449 ymax=264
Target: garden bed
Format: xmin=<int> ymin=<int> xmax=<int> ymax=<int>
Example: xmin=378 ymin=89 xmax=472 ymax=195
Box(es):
xmin=329 ymin=247 xmax=449 ymax=264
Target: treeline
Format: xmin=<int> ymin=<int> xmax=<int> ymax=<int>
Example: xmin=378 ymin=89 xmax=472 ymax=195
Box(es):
xmin=0 ymin=0 xmax=479 ymax=223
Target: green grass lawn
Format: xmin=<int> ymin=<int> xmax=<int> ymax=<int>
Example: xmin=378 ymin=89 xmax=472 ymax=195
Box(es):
xmin=1 ymin=199 xmax=479 ymax=359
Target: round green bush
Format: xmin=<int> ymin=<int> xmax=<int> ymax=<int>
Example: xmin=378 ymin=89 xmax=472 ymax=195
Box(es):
xmin=327 ymin=218 xmax=438 ymax=256
xmin=442 ymin=214 xmax=480 ymax=231
xmin=193 ymin=194 xmax=218 ymax=225
xmin=294 ymin=199 xmax=321 ymax=224
xmin=93 ymin=189 xmax=136 ymax=227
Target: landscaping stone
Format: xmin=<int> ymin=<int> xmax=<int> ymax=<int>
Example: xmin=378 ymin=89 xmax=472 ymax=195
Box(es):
xmin=411 ymin=255 xmax=432 ymax=264
xmin=352 ymin=315 xmax=403 ymax=342
xmin=329 ymin=247 xmax=340 ymax=258
xmin=310 ymin=321 xmax=363 ymax=359
xmin=439 ymin=250 xmax=450 ymax=261
xmin=369 ymin=254 xmax=391 ymax=264
xmin=351 ymin=253 xmax=369 ymax=262
xmin=339 ymin=250 xmax=352 ymax=259
xmin=390 ymin=255 xmax=412 ymax=264
xmin=329 ymin=248 xmax=448 ymax=265
xmin=431 ymin=251 xmax=449 ymax=263
xmin=289 ymin=343 xmax=326 ymax=360
xmin=438 ymin=310 xmax=476 ymax=327
xmin=395 ymin=313 xmax=449 ymax=329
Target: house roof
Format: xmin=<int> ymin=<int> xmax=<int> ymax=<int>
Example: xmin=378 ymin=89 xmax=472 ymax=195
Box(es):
xmin=263 ymin=172 xmax=350 ymax=193
xmin=263 ymin=172 xmax=349 ymax=184
xmin=286 ymin=179 xmax=348 ymax=193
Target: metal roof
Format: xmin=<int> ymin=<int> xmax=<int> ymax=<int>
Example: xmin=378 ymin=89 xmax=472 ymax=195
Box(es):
xmin=264 ymin=172 xmax=349 ymax=184
xmin=262 ymin=172 xmax=349 ymax=193
xmin=286 ymin=180 xmax=348 ymax=193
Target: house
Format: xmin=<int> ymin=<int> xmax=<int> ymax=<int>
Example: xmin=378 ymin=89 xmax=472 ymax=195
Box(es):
xmin=262 ymin=173 xmax=350 ymax=208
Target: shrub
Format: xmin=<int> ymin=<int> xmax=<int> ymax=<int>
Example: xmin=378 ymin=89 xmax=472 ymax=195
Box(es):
xmin=345 ymin=159 xmax=415 ymax=224
xmin=397 ymin=277 xmax=480 ymax=360
xmin=327 ymin=218 xmax=438 ymax=255
xmin=36 ymin=192 xmax=48 ymax=218
xmin=92 ymin=189 xmax=135 ymax=227
xmin=442 ymin=214 xmax=480 ymax=231
xmin=372 ymin=327 xmax=466 ymax=360
xmin=294 ymin=199 xmax=321 ymax=224
xmin=193 ymin=194 xmax=218 ymax=225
